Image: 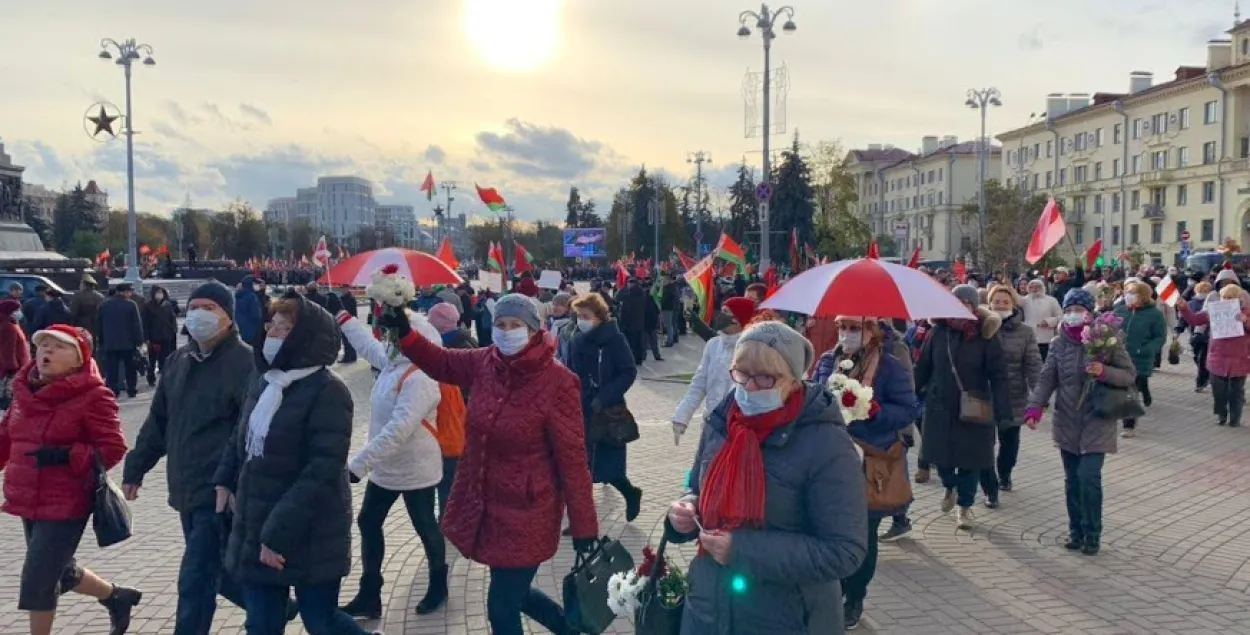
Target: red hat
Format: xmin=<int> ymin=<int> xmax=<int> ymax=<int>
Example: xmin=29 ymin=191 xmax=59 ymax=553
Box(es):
xmin=516 ymin=277 xmax=540 ymax=298
xmin=32 ymin=324 xmax=93 ymax=367
xmin=723 ymin=297 xmax=756 ymax=328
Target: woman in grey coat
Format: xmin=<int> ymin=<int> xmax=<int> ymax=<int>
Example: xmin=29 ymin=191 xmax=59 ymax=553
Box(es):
xmin=979 ymin=285 xmax=1042 ymax=506
xmin=1024 ymin=288 xmax=1135 ymax=556
xmin=665 ymin=322 xmax=867 ymax=635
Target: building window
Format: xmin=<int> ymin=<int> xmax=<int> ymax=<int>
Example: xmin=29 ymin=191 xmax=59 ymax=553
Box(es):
xmin=1202 ymin=219 xmax=1215 ymax=241
xmin=1130 ymin=190 xmax=1141 ymax=209
xmin=1151 ymin=113 xmax=1168 ymax=135
xmin=1242 ymin=137 xmax=1250 ymax=159
xmin=1113 ymin=158 xmax=1121 ymax=177
xmin=1203 ymin=141 xmax=1217 ymax=164
xmin=1150 ymin=224 xmax=1163 ymax=244
xmin=1059 ymin=168 xmax=1067 ymax=185
xmin=1074 ymin=134 xmax=1086 ymax=151
xmin=1152 ymin=150 xmax=1168 ymax=170
xmin=1094 ymin=162 xmax=1103 ymax=180
xmin=1205 ymin=100 xmax=1219 ymax=124
xmin=1094 ymin=128 xmax=1104 ymax=147
xmin=1031 ymin=174 xmax=1039 ymax=189
xmin=1074 ymin=165 xmax=1087 ymax=182
xmin=1177 ymin=184 xmax=1188 ymax=206
xmin=938 ymin=191 xmax=943 ymax=204
xmin=1113 ymin=123 xmax=1122 ymax=144
xmin=1112 ymin=226 xmax=1121 ymax=246
xmin=1046 ymin=140 xmax=1053 ymax=157
xmin=1202 ymin=181 xmax=1216 ymax=203
xmin=1177 ymin=146 xmax=1189 ymax=167
xmin=1046 ymin=171 xmax=1053 ymax=187
xmin=1094 ymin=226 xmax=1103 ymax=240
xmin=938 ymin=168 xmax=944 ymax=181
xmin=1151 ymin=187 xmax=1166 ymax=206
xmin=1131 ymin=155 xmax=1141 ymax=174
xmin=1094 ymin=194 xmax=1104 ymax=214
xmin=1075 ymin=196 xmax=1087 ymax=213
xmin=1132 ymin=119 xmax=1142 ymax=139
xmin=1075 ymin=226 xmax=1085 ymax=245
xmin=1112 ymin=192 xmax=1121 ymax=212
xmin=1130 ymin=224 xmax=1139 ymax=244
xmin=1176 ymin=221 xmax=1187 ymax=241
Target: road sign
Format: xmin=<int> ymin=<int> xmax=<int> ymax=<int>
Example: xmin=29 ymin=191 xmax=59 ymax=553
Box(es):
xmin=1181 ymin=230 xmax=1191 ymax=241
xmin=892 ymin=220 xmax=908 ymax=239
xmin=755 ymin=183 xmax=772 ymax=201
xmin=693 ymin=231 xmax=703 ymax=243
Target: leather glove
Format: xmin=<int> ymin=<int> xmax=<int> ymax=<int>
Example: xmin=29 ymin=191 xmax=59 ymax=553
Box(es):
xmin=377 ymin=309 xmax=412 ymax=337
xmin=349 ymin=471 xmax=362 ymax=484
xmin=26 ymin=446 xmax=71 ymax=468
xmin=572 ymin=537 xmax=598 ymax=556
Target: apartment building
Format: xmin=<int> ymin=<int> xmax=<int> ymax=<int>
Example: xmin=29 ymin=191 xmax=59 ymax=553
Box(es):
xmin=375 ymin=204 xmax=419 ymax=247
xmin=846 ymin=137 xmax=1001 ymax=261
xmin=997 ymin=31 xmax=1250 ymax=266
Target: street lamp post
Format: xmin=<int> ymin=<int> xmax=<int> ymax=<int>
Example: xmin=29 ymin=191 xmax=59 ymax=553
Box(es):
xmin=98 ymin=38 xmax=155 ymax=285
xmin=738 ymin=3 xmax=796 ymax=272
xmin=965 ymin=87 xmax=1001 ymax=266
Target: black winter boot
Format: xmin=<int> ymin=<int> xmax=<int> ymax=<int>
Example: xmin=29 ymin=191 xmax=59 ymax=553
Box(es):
xmin=99 ymin=584 xmax=142 ymax=635
xmin=341 ymin=574 xmax=384 ymax=619
xmin=415 ymin=564 xmax=449 ymax=615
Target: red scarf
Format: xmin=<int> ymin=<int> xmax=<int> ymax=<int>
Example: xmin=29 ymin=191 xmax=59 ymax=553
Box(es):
xmin=699 ymin=387 xmax=806 ymax=531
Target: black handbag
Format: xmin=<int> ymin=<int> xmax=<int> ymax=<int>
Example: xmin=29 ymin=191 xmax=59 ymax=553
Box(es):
xmin=563 ymin=536 xmax=635 ymax=635
xmin=590 ymin=404 xmax=640 ymax=446
xmin=1091 ymin=381 xmax=1146 ymax=420
xmin=634 ymin=534 xmax=684 ymax=635
xmin=92 ymin=453 xmax=133 ymax=548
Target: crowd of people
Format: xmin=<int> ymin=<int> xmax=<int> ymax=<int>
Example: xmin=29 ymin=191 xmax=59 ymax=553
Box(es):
xmin=0 ymin=255 xmax=1245 ymax=635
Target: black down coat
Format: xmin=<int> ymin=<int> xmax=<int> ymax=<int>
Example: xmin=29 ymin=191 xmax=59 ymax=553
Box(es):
xmin=915 ymin=307 xmax=1012 ymax=471
xmin=214 ymin=292 xmax=354 ymax=587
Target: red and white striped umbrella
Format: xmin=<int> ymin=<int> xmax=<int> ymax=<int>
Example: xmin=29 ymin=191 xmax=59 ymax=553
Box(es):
xmin=761 ymin=258 xmax=974 ymax=320
xmin=317 ymin=248 xmax=462 ymax=287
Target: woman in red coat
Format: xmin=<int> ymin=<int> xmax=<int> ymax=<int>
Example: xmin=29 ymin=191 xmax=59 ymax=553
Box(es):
xmin=0 ymin=325 xmax=139 ymax=635
xmin=386 ymin=293 xmax=597 ymax=635
xmin=0 ymin=299 xmax=30 ymax=408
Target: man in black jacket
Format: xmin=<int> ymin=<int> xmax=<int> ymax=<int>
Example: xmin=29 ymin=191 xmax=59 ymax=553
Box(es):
xmin=337 ymin=285 xmax=358 ymax=363
xmin=616 ymin=278 xmax=648 ymax=364
xmin=660 ymin=273 xmax=681 ymax=347
xmin=142 ymin=284 xmax=180 ymax=386
xmin=122 ymin=281 xmax=296 ymax=633
xmin=96 ymin=283 xmax=145 ymax=397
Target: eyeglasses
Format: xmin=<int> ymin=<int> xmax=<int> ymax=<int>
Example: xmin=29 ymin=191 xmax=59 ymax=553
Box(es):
xmin=730 ymin=368 xmax=778 ymax=389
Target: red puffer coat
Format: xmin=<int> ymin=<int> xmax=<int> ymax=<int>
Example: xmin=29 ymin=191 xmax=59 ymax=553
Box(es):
xmin=399 ymin=329 xmax=598 ymax=568
xmin=0 ymin=361 xmax=127 ymax=520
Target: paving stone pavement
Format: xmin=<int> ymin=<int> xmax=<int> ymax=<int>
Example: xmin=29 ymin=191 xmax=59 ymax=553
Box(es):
xmin=2 ymin=331 xmax=1249 ymax=634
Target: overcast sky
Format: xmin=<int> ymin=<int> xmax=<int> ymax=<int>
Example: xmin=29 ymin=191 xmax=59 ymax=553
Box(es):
xmin=0 ymin=0 xmax=1236 ymax=223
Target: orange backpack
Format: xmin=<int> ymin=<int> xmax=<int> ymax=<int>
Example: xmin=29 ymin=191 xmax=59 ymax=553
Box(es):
xmin=398 ymin=367 xmax=466 ymax=457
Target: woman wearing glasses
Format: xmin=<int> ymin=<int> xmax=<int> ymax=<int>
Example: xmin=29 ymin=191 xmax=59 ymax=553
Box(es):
xmin=665 ymin=321 xmax=868 ymax=634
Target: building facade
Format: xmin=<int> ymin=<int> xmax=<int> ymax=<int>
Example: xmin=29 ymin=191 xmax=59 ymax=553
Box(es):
xmin=375 ymin=204 xmax=418 ymax=247
xmin=263 ymin=196 xmax=296 ymax=228
xmin=22 ymin=184 xmax=57 ymax=221
xmin=847 ymin=137 xmax=1001 ymax=262
xmin=997 ymin=32 xmax=1250 ymax=266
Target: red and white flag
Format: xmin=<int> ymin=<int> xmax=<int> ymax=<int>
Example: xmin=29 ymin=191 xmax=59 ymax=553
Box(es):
xmin=313 ymin=235 xmax=332 ymax=267
xmin=1155 ymin=275 xmax=1179 ymax=307
xmin=1025 ymin=197 xmax=1066 ymax=264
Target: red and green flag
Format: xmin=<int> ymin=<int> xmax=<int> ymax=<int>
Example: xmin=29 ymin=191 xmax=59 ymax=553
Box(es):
xmin=475 ymin=184 xmax=507 ymax=213
xmin=486 ymin=241 xmax=503 ymax=271
xmin=672 ymin=246 xmax=695 ymax=270
xmin=715 ymin=234 xmax=747 ymax=272
xmin=684 ymin=255 xmax=717 ymax=325
xmin=420 ymin=171 xmax=435 ymax=201
xmin=514 ymin=243 xmax=535 ymax=273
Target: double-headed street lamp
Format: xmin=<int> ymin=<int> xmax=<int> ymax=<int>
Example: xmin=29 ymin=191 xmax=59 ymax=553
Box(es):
xmin=965 ymin=87 xmax=1001 ymax=265
xmin=98 ymin=38 xmax=155 ymax=284
xmin=737 ymin=3 xmax=796 ymax=272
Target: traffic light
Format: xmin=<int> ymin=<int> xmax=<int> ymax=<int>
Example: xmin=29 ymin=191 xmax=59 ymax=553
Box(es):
xmin=731 ymin=574 xmax=747 ymax=593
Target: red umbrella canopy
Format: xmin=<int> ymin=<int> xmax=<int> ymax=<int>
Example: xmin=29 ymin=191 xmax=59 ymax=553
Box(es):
xmin=318 ymin=248 xmax=463 ymax=287
xmin=760 ymin=258 xmax=974 ymax=320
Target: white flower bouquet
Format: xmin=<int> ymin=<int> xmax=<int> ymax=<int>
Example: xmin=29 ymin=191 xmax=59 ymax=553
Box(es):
xmin=826 ymin=359 xmax=876 ymax=423
xmin=366 ymin=264 xmax=416 ymax=356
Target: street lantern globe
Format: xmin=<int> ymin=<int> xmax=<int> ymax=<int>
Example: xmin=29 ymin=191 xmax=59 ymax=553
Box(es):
xmin=965 ymin=98 xmax=978 ymax=109
xmin=98 ymin=50 xmax=112 ymax=60
xmin=989 ymin=96 xmax=1002 ymax=107
xmin=143 ymin=56 xmax=155 ymax=66
xmin=782 ymin=19 xmax=797 ymax=32
xmin=737 ymin=25 xmax=751 ymax=38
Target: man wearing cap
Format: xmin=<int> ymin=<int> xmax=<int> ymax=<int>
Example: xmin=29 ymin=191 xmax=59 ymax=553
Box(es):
xmin=96 ymin=283 xmax=145 ymax=398
xmin=69 ymin=275 xmax=105 ymax=351
xmin=122 ymin=280 xmax=296 ymax=633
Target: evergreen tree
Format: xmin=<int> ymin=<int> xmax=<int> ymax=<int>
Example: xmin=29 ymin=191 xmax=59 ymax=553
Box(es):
xmin=564 ymin=187 xmax=582 ymax=228
xmin=577 ymin=198 xmax=602 ymax=228
xmin=51 ymin=184 xmax=105 ymax=254
xmin=769 ymin=133 xmax=816 ymax=262
xmin=726 ymin=160 xmax=758 ymax=247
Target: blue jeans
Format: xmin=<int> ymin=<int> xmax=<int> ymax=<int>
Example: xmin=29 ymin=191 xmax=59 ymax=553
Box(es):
xmin=176 ymin=508 xmax=245 ymax=635
xmin=937 ymin=467 xmax=978 ymax=508
xmin=241 ymin=579 xmax=368 ymax=635
xmin=487 ymin=566 xmax=567 ymax=635
xmin=1061 ymin=451 xmax=1105 ymax=541
xmin=437 ymin=456 xmax=458 ymax=519
xmin=662 ymin=310 xmax=677 ymax=346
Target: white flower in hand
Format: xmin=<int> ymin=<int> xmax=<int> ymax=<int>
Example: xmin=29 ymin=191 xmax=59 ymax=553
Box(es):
xmin=839 ymin=359 xmax=854 ymax=371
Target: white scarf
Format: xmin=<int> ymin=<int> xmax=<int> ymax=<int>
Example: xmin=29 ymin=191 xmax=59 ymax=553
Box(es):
xmin=246 ymin=367 xmax=323 ymax=460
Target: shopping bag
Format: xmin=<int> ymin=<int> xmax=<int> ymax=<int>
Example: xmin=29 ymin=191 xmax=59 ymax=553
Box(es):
xmin=563 ymin=537 xmax=635 ymax=634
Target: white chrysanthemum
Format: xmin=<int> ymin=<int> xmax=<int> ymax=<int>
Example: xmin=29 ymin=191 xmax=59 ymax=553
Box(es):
xmin=366 ymin=267 xmax=417 ymax=308
xmin=1107 ymin=337 xmax=1117 ymax=345
xmin=839 ymin=359 xmax=854 ymax=371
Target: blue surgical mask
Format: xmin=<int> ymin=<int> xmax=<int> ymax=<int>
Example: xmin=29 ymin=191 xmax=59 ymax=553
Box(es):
xmin=262 ymin=337 xmax=284 ymax=364
xmin=1062 ymin=312 xmax=1086 ymax=326
xmin=577 ymin=318 xmax=595 ymax=332
xmin=734 ymin=384 xmax=784 ymax=416
xmin=493 ymin=327 xmax=530 ymax=356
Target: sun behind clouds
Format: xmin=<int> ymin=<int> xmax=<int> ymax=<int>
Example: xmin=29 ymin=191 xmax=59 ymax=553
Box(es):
xmin=463 ymin=0 xmax=562 ymax=72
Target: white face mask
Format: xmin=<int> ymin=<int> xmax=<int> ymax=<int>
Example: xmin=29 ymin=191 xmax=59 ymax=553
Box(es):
xmin=733 ymin=384 xmax=785 ymax=416
xmin=262 ymin=337 xmax=284 ymax=364
xmin=493 ymin=327 xmax=530 ymax=356
xmin=839 ymin=331 xmax=863 ymax=354
xmin=1062 ymin=312 xmax=1086 ymax=326
xmin=1123 ymin=292 xmax=1139 ymax=305
xmin=577 ymin=318 xmax=595 ymax=332
xmin=185 ymin=308 xmax=224 ymax=344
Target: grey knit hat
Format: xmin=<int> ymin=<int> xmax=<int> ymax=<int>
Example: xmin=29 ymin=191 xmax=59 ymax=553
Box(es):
xmin=492 ymin=293 xmax=542 ymax=332
xmin=737 ymin=321 xmax=815 ymax=380
xmin=951 ymin=284 xmax=980 ymax=307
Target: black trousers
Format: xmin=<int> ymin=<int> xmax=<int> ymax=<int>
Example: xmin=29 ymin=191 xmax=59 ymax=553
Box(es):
xmin=355 ymin=482 xmax=445 ymax=595
xmin=19 ymin=518 xmax=87 ymax=611
xmin=842 ymin=516 xmax=882 ymax=604
xmin=104 ymin=349 xmax=138 ymax=395
xmin=1192 ymin=336 xmax=1210 ymax=389
xmin=1212 ymin=374 xmax=1247 ymax=424
xmin=340 ymin=334 xmax=357 ymax=362
xmin=148 ymin=339 xmax=175 ymax=383
xmin=1122 ymin=375 xmax=1152 ymax=429
xmin=979 ymin=425 xmax=1022 ymax=499
xmin=1038 ymin=342 xmax=1050 ymax=361
xmin=624 ymin=329 xmax=645 ymax=364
